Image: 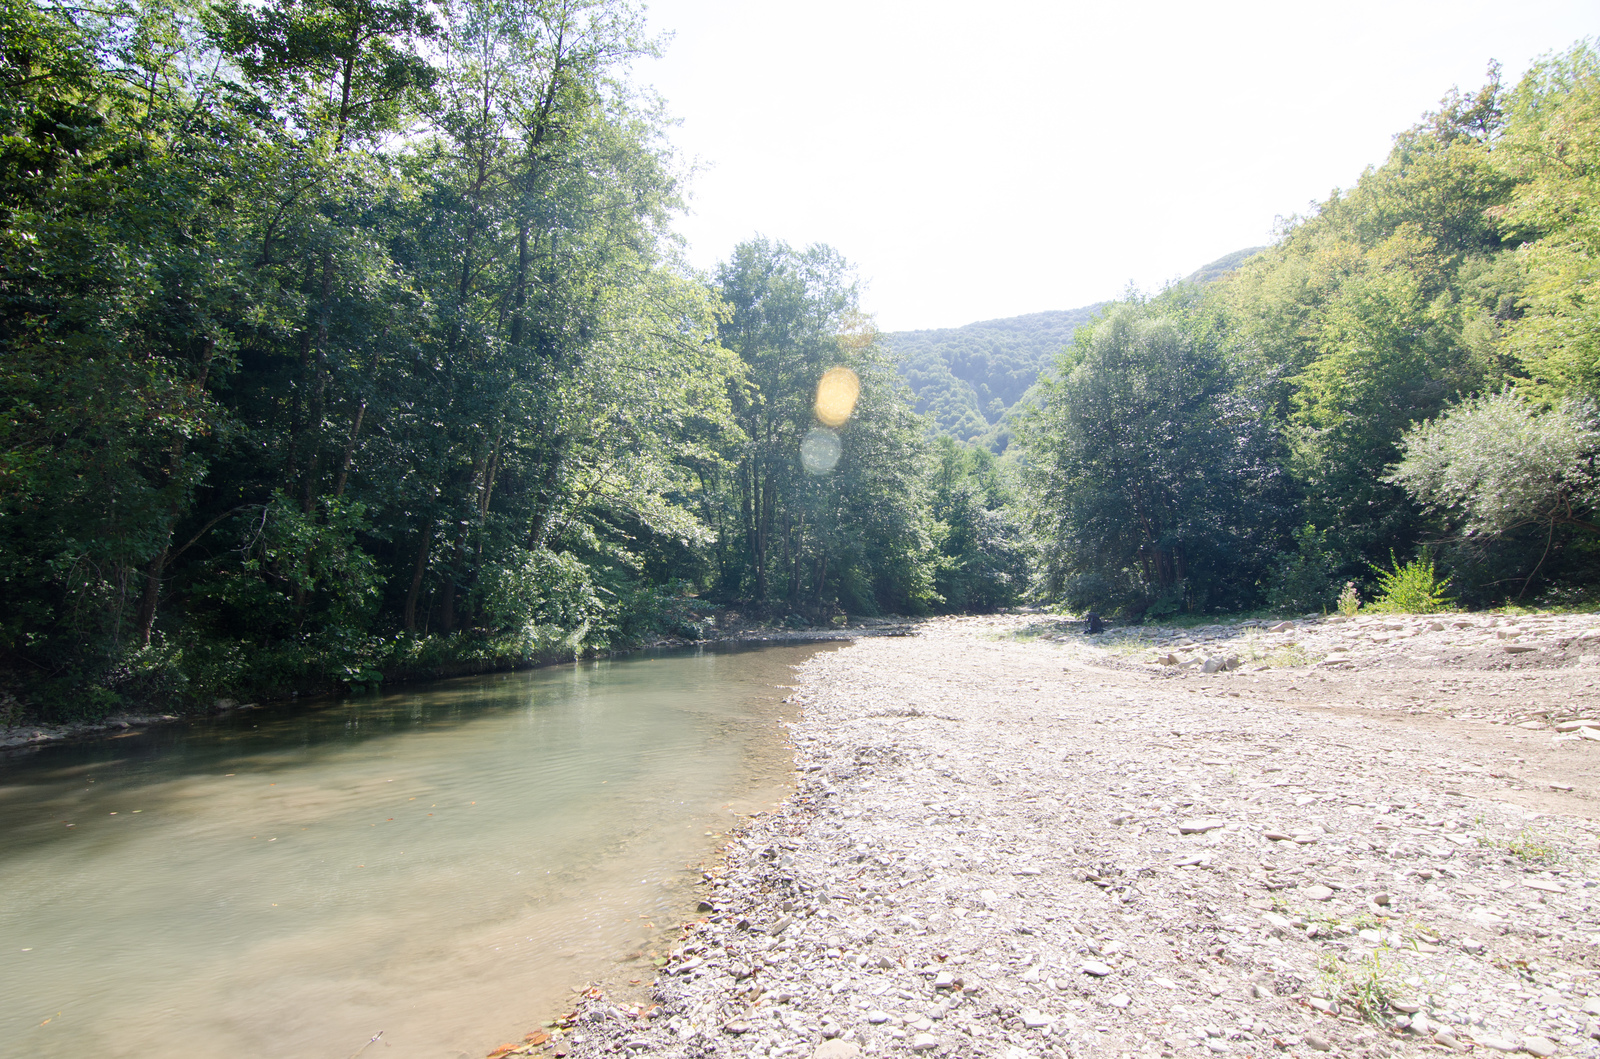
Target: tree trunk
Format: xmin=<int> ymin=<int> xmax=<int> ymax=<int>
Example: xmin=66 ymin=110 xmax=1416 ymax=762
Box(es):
xmin=303 ymin=250 xmax=335 ymax=513
xmin=135 ymin=544 xmax=170 ymax=647
xmin=404 ymin=531 xmax=431 ymax=632
xmin=332 ymin=399 xmax=366 ymax=498
xmin=134 ymin=339 xmax=216 ymax=647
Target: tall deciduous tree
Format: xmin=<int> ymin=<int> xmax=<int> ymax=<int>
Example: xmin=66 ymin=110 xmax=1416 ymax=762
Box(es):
xmin=1022 ymin=293 xmax=1288 ymax=616
xmin=712 ymin=238 xmax=935 ymax=614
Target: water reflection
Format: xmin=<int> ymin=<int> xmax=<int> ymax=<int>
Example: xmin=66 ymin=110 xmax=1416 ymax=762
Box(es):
xmin=0 ymin=643 xmax=828 ymax=1058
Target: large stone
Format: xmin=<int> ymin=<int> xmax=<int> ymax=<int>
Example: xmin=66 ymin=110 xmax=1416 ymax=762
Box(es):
xmin=1081 ymin=960 xmax=1114 ymax=977
xmin=811 ymin=1042 xmax=862 ymax=1059
xmin=909 ymin=1033 xmax=940 ymax=1052
xmin=1476 ymin=1034 xmax=1520 ymax=1052
xmin=1179 ymin=818 xmax=1226 ymax=834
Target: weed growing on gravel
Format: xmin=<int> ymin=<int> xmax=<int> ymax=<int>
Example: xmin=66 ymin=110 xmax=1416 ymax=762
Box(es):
xmin=1317 ymin=950 xmax=1402 ymax=1024
xmin=1108 ymin=635 xmax=1155 ymax=657
xmin=999 ymin=622 xmax=1072 ymax=642
xmin=1505 ymin=829 xmax=1561 ymax=864
xmin=1232 ymin=631 xmax=1317 ymax=669
xmin=1474 ymin=828 xmax=1561 ymax=864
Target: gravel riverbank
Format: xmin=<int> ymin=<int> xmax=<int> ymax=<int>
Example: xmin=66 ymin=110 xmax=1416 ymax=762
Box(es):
xmin=527 ymin=613 xmax=1600 ymax=1059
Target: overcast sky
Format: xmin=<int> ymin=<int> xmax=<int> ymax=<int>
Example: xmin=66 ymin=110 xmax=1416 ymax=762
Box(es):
xmin=637 ymin=0 xmax=1596 ymax=332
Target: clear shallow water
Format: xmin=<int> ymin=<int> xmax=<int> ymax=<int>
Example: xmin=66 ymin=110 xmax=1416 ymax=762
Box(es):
xmin=0 ymin=643 xmax=826 ymax=1059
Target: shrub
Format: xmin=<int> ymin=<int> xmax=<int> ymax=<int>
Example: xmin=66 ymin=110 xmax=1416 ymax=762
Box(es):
xmin=1366 ymin=552 xmax=1455 ymax=613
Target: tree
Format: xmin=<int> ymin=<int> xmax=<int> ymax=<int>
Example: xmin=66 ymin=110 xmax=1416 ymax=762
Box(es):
xmin=927 ymin=436 xmax=1030 ymax=612
xmin=1224 ymin=65 xmax=1520 ymax=565
xmin=1021 ymin=292 xmax=1288 ymax=616
xmin=712 ymin=238 xmax=936 ymax=614
xmin=1387 ymin=390 xmax=1599 ymax=593
xmin=1491 ymin=43 xmax=1600 ymax=399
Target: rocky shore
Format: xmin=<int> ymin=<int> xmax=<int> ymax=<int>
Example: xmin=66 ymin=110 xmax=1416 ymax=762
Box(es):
xmin=529 ymin=613 xmax=1600 ymax=1059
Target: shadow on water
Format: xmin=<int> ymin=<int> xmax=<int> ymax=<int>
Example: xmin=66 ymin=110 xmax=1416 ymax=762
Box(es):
xmin=0 ymin=641 xmax=838 ymax=1059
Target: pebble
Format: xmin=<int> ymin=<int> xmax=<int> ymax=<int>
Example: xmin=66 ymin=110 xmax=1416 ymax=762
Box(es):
xmin=1523 ymin=1036 xmax=1558 ymax=1057
xmin=909 ymin=1032 xmax=940 ymax=1052
xmin=1305 ymin=1033 xmax=1333 ymax=1051
xmin=1304 ymin=883 xmax=1334 ymax=901
xmin=1081 ymin=960 xmax=1114 ymax=977
xmin=811 ymin=1043 xmax=862 ymax=1059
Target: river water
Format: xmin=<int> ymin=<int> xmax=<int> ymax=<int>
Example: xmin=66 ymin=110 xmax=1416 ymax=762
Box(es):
xmin=0 ymin=643 xmax=829 ymax=1058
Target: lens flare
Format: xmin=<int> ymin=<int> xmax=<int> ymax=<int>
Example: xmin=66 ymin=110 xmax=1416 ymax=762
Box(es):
xmin=813 ymin=366 xmax=860 ymax=428
xmin=800 ymin=428 xmax=841 ymax=475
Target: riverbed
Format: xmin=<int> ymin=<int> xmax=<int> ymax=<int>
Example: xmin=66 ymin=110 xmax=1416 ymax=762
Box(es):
xmin=0 ymin=643 xmax=830 ymax=1059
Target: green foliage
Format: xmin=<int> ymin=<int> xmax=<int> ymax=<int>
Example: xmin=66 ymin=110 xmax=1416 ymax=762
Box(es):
xmin=1366 ymin=551 xmax=1455 ymax=613
xmin=927 ymin=437 xmax=1031 ymax=612
xmin=1225 ymin=63 xmax=1519 ymax=566
xmin=1020 ymin=292 xmax=1291 ymax=617
xmin=1388 ymin=390 xmax=1600 ymax=537
xmin=888 ymin=307 xmax=1104 ymax=449
xmin=1267 ymin=524 xmax=1339 ymax=612
xmin=889 ymin=250 xmax=1262 ymax=453
xmin=1337 ymin=581 xmax=1362 ymax=616
xmin=1492 ymin=43 xmax=1600 ymax=398
xmin=479 ymin=547 xmax=607 ymax=655
xmin=710 ymin=238 xmax=938 ymax=617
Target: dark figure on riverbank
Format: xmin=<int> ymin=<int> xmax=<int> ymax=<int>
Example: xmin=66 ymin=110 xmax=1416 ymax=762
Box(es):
xmin=1084 ymin=612 xmax=1104 ymax=634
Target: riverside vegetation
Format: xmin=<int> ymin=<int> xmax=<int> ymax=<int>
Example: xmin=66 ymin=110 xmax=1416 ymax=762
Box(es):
xmin=3 ymin=6 xmax=1600 ymax=725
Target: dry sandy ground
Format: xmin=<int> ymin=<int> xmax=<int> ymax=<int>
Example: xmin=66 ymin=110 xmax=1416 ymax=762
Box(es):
xmin=518 ymin=614 xmax=1600 ymax=1059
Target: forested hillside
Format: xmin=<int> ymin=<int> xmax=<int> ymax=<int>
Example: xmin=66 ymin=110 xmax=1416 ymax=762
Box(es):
xmin=887 ymin=307 xmax=1104 ymax=448
xmin=1022 ymin=49 xmax=1600 ymax=619
xmin=889 ymin=250 xmax=1264 ymax=452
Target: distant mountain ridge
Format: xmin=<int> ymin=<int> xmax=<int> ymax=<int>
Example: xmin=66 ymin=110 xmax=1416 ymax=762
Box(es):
xmin=886 ymin=247 xmax=1267 ymax=451
xmin=887 ymin=306 xmax=1105 ymax=450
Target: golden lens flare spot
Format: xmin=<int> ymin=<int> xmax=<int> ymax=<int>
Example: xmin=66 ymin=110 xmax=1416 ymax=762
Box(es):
xmin=813 ymin=366 xmax=860 ymax=428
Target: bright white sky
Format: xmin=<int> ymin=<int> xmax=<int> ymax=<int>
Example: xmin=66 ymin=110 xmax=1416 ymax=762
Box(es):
xmin=638 ymin=0 xmax=1596 ymax=332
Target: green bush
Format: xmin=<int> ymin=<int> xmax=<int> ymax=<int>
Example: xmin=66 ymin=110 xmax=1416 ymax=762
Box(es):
xmin=1267 ymin=524 xmax=1339 ymax=612
xmin=1366 ymin=552 xmax=1455 ymax=613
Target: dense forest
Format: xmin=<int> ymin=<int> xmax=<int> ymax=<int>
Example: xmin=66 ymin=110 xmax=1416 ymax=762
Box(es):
xmin=1 ymin=0 xmax=1596 ymax=723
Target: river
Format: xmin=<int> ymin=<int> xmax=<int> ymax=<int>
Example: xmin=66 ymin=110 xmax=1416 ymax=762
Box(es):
xmin=0 ymin=642 xmax=830 ymax=1058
